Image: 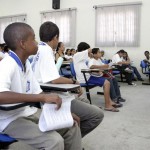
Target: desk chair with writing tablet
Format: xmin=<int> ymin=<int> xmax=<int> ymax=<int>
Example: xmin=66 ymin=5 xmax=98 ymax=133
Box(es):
xmin=0 ymin=83 xmax=80 ymax=149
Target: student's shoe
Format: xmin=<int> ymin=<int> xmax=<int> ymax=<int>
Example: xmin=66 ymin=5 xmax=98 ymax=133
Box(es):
xmin=118 ymin=97 xmax=126 ymax=102
xmin=132 ymin=78 xmax=137 ymax=81
xmin=138 ymin=78 xmax=144 ymax=81
xmin=112 ymin=103 xmax=123 ymax=108
xmin=128 ymin=82 xmax=136 ymax=86
xmin=104 ymin=107 xmax=119 ymax=112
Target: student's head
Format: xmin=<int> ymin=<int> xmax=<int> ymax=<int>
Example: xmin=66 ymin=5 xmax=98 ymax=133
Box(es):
xmin=77 ymin=42 xmax=90 ymax=52
xmin=65 ymin=49 xmax=71 ymax=55
xmin=144 ymin=51 xmax=149 ymax=57
xmin=56 ymin=42 xmax=65 ymax=52
xmin=101 ymin=50 xmax=105 ymax=57
xmin=70 ymin=48 xmax=76 ymax=55
xmin=0 ymin=43 xmax=6 ymax=51
xmin=4 ymin=22 xmax=38 ymax=55
xmin=117 ymin=49 xmax=125 ymax=57
xmin=40 ymin=21 xmax=59 ymax=50
xmin=123 ymin=51 xmax=128 ymax=58
xmin=92 ymin=48 xmax=101 ymax=59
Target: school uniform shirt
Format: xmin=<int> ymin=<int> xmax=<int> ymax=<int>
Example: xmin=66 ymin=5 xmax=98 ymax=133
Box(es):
xmin=112 ymin=53 xmax=122 ymax=64
xmin=64 ymin=55 xmax=73 ymax=60
xmin=32 ymin=42 xmax=60 ymax=83
xmin=0 ymin=51 xmax=42 ymax=132
xmin=88 ymin=58 xmax=104 ymax=68
xmin=0 ymin=51 xmax=5 ymax=59
xmin=73 ymin=50 xmax=90 ymax=83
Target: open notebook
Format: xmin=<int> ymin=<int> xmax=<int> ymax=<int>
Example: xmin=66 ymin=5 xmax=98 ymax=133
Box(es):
xmin=39 ymin=94 xmax=75 ymax=132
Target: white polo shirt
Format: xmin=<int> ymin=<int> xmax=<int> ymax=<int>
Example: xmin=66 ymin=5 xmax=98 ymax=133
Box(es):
xmin=0 ymin=51 xmax=42 ymax=132
xmin=73 ymin=50 xmax=90 ymax=83
xmin=32 ymin=42 xmax=60 ymax=83
xmin=112 ymin=53 xmax=122 ymax=64
xmin=88 ymin=58 xmax=104 ymax=68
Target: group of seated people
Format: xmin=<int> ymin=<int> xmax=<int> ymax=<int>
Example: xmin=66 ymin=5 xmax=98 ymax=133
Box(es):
xmin=0 ymin=21 xmax=148 ymax=149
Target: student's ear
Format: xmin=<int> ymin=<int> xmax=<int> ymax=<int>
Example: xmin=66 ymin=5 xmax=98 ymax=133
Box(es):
xmin=19 ymin=40 xmax=26 ymax=50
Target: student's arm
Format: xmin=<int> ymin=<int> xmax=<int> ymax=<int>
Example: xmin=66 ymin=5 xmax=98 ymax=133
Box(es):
xmin=90 ymin=64 xmax=109 ymax=69
xmin=0 ymin=91 xmax=62 ymax=109
xmin=55 ymin=53 xmax=60 ymax=62
xmin=117 ymin=61 xmax=130 ymax=65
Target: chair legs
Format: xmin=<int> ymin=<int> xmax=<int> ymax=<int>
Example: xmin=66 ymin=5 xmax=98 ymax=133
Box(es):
xmin=142 ymin=75 xmax=150 ymax=85
xmin=85 ymin=87 xmax=92 ymax=104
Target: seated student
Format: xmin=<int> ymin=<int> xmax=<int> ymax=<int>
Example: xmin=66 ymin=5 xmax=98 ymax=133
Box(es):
xmin=73 ymin=42 xmax=121 ymax=112
xmin=112 ymin=49 xmax=136 ymax=86
xmin=0 ymin=43 xmax=9 ymax=61
xmin=70 ymin=48 xmax=76 ymax=56
xmin=55 ymin=42 xmax=66 ymax=62
xmin=88 ymin=48 xmax=125 ymax=103
xmin=64 ymin=49 xmax=73 ymax=61
xmin=143 ymin=51 xmax=150 ymax=64
xmin=32 ymin=21 xmax=104 ymax=137
xmin=0 ymin=22 xmax=82 ymax=150
xmin=123 ymin=51 xmax=144 ymax=81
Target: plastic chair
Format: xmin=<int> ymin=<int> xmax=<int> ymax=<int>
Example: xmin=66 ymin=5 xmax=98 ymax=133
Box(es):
xmin=140 ymin=60 xmax=150 ymax=85
xmin=70 ymin=62 xmax=96 ymax=104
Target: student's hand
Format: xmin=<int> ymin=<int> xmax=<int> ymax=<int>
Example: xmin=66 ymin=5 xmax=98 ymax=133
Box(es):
xmin=72 ymin=113 xmax=80 ymax=126
xmin=75 ymin=81 xmax=83 ymax=97
xmin=43 ymin=93 xmax=62 ymax=110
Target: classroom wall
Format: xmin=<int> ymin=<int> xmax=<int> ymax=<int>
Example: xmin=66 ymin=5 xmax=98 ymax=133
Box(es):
xmin=0 ymin=0 xmax=149 ymax=71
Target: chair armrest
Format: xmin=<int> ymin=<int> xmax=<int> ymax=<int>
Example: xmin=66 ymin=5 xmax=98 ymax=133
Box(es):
xmin=0 ymin=102 xmax=36 ymax=111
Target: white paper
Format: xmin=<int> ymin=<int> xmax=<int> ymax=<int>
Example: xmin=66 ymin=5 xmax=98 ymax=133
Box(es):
xmin=39 ymin=95 xmax=74 ymax=132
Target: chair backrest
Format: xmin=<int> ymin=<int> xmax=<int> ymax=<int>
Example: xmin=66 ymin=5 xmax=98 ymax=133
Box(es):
xmin=0 ymin=134 xmax=16 ymax=143
xmin=140 ymin=60 xmax=148 ymax=73
xmin=70 ymin=62 xmax=76 ymax=79
xmin=102 ymin=59 xmax=109 ymax=64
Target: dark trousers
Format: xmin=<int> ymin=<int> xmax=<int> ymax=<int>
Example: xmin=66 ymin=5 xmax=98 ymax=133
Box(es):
xmin=107 ymin=78 xmax=121 ymax=100
xmin=131 ymin=66 xmax=142 ymax=79
xmin=117 ymin=65 xmax=132 ymax=84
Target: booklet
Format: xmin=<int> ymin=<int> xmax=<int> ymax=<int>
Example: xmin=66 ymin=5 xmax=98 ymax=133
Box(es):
xmin=39 ymin=95 xmax=74 ymax=132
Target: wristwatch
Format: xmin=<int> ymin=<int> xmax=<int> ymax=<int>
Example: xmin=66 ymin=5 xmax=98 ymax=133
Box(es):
xmin=72 ymin=78 xmax=76 ymax=84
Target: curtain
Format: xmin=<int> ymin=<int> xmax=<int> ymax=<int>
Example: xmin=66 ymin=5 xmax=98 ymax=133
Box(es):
xmin=41 ymin=9 xmax=76 ymax=47
xmin=0 ymin=15 xmax=26 ymax=43
xmin=95 ymin=3 xmax=141 ymax=47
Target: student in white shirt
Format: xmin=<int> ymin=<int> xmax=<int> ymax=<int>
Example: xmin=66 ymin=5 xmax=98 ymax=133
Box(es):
xmin=0 ymin=22 xmax=82 ymax=150
xmin=89 ymin=48 xmax=125 ymax=103
xmin=55 ymin=42 xmax=66 ymax=62
xmin=143 ymin=51 xmax=150 ymax=64
xmin=73 ymin=42 xmax=121 ymax=112
xmin=112 ymin=50 xmax=135 ymax=85
xmin=32 ymin=21 xmax=104 ymax=138
xmin=123 ymin=51 xmax=144 ymax=81
xmin=64 ymin=49 xmax=73 ymax=61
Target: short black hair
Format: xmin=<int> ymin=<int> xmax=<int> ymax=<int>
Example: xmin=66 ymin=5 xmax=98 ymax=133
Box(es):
xmin=40 ymin=21 xmax=59 ymax=42
xmin=77 ymin=42 xmax=90 ymax=52
xmin=144 ymin=51 xmax=149 ymax=55
xmin=117 ymin=49 xmax=125 ymax=54
xmin=3 ymin=22 xmax=32 ymax=51
xmin=92 ymin=48 xmax=99 ymax=54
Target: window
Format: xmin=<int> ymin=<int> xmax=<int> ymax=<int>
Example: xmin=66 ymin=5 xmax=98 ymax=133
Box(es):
xmin=41 ymin=8 xmax=76 ymax=47
xmin=95 ymin=3 xmax=142 ymax=47
xmin=0 ymin=14 xmax=26 ymax=43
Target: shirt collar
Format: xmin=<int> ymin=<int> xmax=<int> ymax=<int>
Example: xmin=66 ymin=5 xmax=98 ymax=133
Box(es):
xmin=9 ymin=50 xmax=24 ymax=71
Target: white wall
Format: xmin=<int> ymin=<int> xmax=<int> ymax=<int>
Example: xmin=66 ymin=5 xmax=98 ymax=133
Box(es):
xmin=0 ymin=0 xmax=150 ymax=71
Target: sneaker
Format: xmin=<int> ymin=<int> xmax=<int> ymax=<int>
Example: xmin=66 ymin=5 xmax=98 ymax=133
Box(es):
xmin=118 ymin=97 xmax=126 ymax=102
xmin=128 ymin=82 xmax=136 ymax=86
xmin=138 ymin=78 xmax=144 ymax=81
xmin=125 ymin=68 xmax=133 ymax=73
